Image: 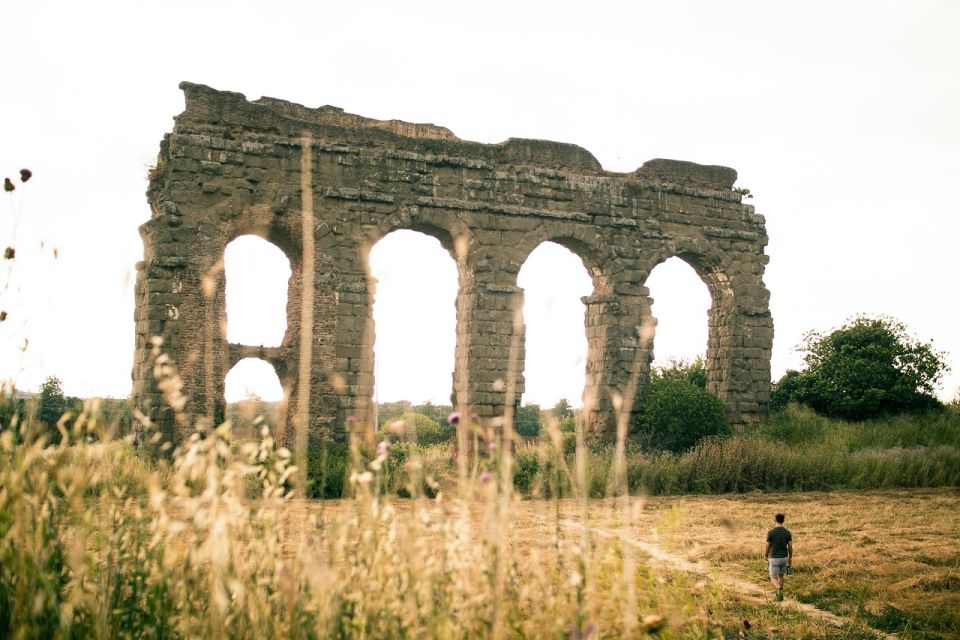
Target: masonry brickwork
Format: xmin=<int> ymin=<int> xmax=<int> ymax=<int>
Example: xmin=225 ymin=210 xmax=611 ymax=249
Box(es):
xmin=135 ymin=82 xmax=773 ymax=446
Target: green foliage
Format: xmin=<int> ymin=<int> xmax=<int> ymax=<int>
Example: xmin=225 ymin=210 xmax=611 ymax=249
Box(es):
xmin=376 ymin=402 xmax=454 ymax=443
xmin=544 ymin=398 xmax=578 ymax=433
xmin=97 ymin=397 xmax=133 ymax=435
xmin=378 ymin=411 xmax=451 ymax=446
xmin=514 ymin=402 xmax=541 ymax=437
xmin=508 ymin=405 xmax=960 ymax=497
xmin=772 ymin=315 xmax=949 ymax=420
xmin=410 ymin=401 xmax=453 ymax=428
xmin=38 ymin=376 xmax=66 ymax=425
xmin=378 ymin=441 xmax=447 ymax=498
xmin=376 ymin=400 xmax=412 ymax=427
xmin=654 ymin=357 xmax=708 ymax=389
xmin=550 ymin=398 xmax=573 ymax=421
xmin=636 ymin=363 xmax=729 ymax=453
xmin=307 ymin=443 xmax=350 ymax=498
xmin=0 ymin=395 xmax=26 ymax=431
xmin=558 ymin=414 xmax=577 ymax=433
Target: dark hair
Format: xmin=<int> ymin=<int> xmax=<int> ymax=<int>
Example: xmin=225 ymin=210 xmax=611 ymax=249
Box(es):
xmin=775 ymin=513 xmax=785 ymax=524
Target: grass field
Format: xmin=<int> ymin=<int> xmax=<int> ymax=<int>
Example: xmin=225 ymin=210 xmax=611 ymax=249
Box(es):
xmin=597 ymin=489 xmax=960 ymax=639
xmin=279 ymin=488 xmax=960 ymax=639
xmin=2 ymin=405 xmax=959 ymax=638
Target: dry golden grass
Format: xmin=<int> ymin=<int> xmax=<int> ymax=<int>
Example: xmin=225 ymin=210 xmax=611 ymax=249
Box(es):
xmin=287 ymin=489 xmax=959 ymax=639
xmin=652 ymin=488 xmax=960 ymax=639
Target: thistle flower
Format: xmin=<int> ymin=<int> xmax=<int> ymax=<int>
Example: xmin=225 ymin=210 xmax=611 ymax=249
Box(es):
xmin=447 ymin=411 xmax=460 ymax=425
xmin=3 ymin=178 xmax=13 ymax=192
xmin=479 ymin=471 xmax=493 ymax=482
xmin=19 ymin=168 xmax=32 ymax=182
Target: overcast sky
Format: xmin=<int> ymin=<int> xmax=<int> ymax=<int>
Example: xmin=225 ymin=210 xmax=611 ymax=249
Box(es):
xmin=2 ymin=0 xmax=958 ymax=407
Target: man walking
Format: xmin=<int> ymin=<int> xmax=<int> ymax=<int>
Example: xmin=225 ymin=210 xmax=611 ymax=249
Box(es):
xmin=764 ymin=513 xmax=792 ymax=601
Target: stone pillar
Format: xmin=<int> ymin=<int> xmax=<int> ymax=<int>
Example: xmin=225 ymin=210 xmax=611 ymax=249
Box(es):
xmin=336 ymin=271 xmax=375 ymax=441
xmin=132 ymin=252 xmax=188 ymax=442
xmin=176 ymin=247 xmax=230 ymax=442
xmin=278 ymin=257 xmax=342 ymax=447
xmin=452 ymin=282 xmax=526 ymax=422
xmin=581 ymin=287 xmax=654 ymax=434
xmin=706 ymin=273 xmax=774 ymax=428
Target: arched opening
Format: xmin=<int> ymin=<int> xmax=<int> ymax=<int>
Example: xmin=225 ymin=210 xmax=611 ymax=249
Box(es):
xmin=645 ymin=256 xmax=711 ymax=371
xmin=368 ymin=230 xmax=458 ymax=421
xmin=517 ymin=242 xmax=593 ymax=430
xmin=224 ymin=235 xmax=291 ymax=347
xmin=224 ymin=357 xmax=285 ymax=436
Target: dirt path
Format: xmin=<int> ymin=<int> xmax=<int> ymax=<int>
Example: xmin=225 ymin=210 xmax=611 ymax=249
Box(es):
xmin=558 ymin=519 xmax=896 ymax=640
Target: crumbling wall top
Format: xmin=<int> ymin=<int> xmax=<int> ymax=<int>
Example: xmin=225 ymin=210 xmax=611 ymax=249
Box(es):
xmin=634 ymin=158 xmax=738 ymax=190
xmin=174 ymin=81 xmax=741 ymax=190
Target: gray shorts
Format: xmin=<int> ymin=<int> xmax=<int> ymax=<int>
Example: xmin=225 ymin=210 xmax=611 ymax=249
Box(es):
xmin=769 ymin=556 xmax=790 ymax=578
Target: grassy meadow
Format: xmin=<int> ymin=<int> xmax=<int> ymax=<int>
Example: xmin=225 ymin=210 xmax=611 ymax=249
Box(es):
xmin=2 ymin=397 xmax=959 ymax=639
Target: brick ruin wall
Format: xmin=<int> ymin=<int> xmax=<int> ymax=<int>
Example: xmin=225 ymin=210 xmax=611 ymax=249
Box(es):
xmin=135 ymin=81 xmax=774 ymax=446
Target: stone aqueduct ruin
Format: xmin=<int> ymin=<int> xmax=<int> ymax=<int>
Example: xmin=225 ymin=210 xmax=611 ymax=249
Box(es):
xmin=134 ymin=82 xmax=773 ymax=446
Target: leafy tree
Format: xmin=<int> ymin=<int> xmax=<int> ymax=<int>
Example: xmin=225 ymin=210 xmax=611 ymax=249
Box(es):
xmin=654 ymin=357 xmax=708 ymax=389
xmin=412 ymin=401 xmax=453 ymax=427
xmin=771 ymin=315 xmax=949 ymax=420
xmin=550 ymin=398 xmax=573 ymax=421
xmin=546 ymin=399 xmax=577 ymax=433
xmin=376 ymin=400 xmax=412 ymax=428
xmin=38 ymin=376 xmax=67 ymax=424
xmin=635 ymin=362 xmax=729 ymax=452
xmin=514 ymin=402 xmax=541 ymax=437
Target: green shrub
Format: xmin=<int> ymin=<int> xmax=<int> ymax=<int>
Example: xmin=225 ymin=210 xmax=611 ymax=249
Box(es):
xmin=380 ymin=441 xmax=450 ymax=498
xmin=514 ymin=403 xmax=541 ymax=437
xmin=654 ymin=357 xmax=708 ymax=389
xmin=377 ymin=411 xmax=452 ymax=446
xmin=307 ymin=443 xmax=350 ymax=498
xmin=637 ymin=375 xmax=730 ymax=453
xmin=772 ymin=315 xmax=948 ymax=420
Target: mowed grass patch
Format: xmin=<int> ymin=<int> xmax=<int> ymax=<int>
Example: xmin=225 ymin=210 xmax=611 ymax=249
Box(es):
xmin=285 ymin=489 xmax=958 ymax=638
xmin=612 ymin=489 xmax=960 ymax=639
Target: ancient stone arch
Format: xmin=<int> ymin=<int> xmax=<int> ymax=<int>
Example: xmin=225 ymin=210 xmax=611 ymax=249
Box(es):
xmin=135 ymin=82 xmax=773 ymax=446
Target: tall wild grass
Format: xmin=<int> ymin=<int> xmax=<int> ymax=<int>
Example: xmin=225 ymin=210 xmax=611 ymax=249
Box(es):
xmin=1 ymin=398 xmax=725 ymax=639
xmin=511 ymin=404 xmax=960 ymax=497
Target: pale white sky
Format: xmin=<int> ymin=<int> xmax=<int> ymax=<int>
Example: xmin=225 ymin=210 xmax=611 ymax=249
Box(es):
xmin=2 ymin=0 xmax=959 ymax=407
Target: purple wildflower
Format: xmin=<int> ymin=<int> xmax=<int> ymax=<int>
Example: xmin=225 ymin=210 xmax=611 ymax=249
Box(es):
xmin=447 ymin=411 xmax=460 ymax=425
